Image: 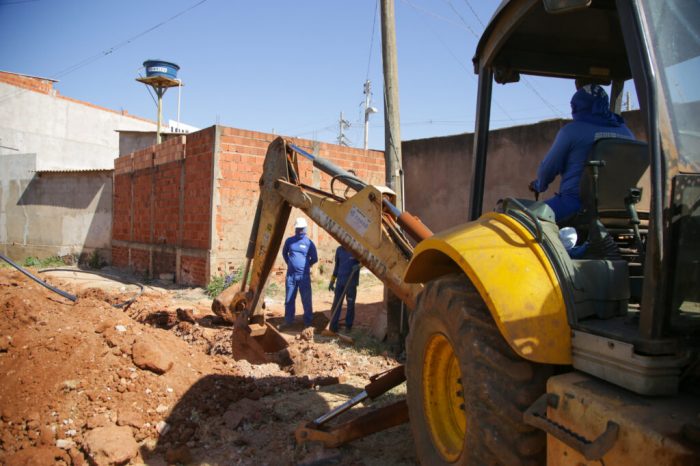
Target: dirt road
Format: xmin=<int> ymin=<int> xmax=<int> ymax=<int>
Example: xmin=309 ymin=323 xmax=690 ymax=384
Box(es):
xmin=0 ymin=266 xmax=416 ymax=465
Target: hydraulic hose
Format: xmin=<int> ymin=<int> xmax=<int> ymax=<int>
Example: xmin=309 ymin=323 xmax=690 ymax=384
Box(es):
xmin=0 ymin=253 xmax=77 ymax=302
xmin=38 ymin=268 xmax=144 ymax=309
xmin=0 ymin=254 xmax=143 ymax=308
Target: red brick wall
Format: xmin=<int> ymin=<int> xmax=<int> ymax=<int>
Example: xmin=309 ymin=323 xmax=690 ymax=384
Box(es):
xmin=111 ymin=246 xmax=129 ymax=268
xmin=180 ymin=255 xmax=207 ymax=286
xmin=113 ymin=158 xmax=133 ymax=242
xmin=113 ymin=124 xmax=386 ymax=286
xmin=111 ymin=132 xmax=211 ymax=286
xmin=182 ymin=130 xmax=213 ymax=250
xmin=212 ymin=127 xmax=386 ymax=277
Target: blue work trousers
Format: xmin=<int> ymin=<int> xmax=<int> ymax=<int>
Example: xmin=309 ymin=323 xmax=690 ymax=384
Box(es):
xmin=285 ymin=273 xmax=313 ymax=326
xmin=329 ymin=279 xmax=357 ymax=332
xmin=544 ymin=193 xmax=581 ymax=223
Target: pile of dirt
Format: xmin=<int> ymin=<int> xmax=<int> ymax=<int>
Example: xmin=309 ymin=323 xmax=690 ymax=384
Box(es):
xmin=0 ymin=268 xmax=414 ymax=465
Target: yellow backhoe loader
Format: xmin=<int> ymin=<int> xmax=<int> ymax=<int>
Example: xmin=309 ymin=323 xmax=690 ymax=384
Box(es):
xmin=214 ymin=0 xmax=700 ymax=464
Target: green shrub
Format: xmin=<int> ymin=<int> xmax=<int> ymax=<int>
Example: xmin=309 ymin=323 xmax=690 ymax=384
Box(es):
xmin=88 ymin=250 xmax=102 ymax=269
xmin=23 ymin=256 xmax=40 ymax=267
xmin=206 ymin=269 xmax=244 ymax=298
xmin=23 ymin=256 xmax=66 ymax=268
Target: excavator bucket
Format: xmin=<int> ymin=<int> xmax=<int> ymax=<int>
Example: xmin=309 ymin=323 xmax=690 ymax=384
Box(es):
xmin=230 ymin=322 xmax=290 ymax=365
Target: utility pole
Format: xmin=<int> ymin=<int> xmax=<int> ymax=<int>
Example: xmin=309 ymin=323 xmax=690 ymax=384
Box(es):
xmin=337 ymin=111 xmax=351 ymax=146
xmin=625 ymin=91 xmax=631 ymax=112
xmin=363 ymin=80 xmax=378 ymax=150
xmin=380 ymin=0 xmax=405 ymax=348
xmin=381 ymin=0 xmax=403 ymax=209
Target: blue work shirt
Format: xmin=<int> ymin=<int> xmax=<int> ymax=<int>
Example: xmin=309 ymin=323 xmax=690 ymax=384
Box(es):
xmin=282 ymin=230 xmax=318 ymax=276
xmin=332 ymin=246 xmax=360 ymax=286
xmin=533 ymin=122 xmax=634 ymax=214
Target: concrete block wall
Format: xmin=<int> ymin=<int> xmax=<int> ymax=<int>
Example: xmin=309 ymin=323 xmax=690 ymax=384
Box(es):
xmin=402 ymin=110 xmax=648 ymax=233
xmin=0 ymin=153 xmax=113 ymax=261
xmin=0 ymin=71 xmax=156 ymax=171
xmin=112 ymin=125 xmax=386 ymax=286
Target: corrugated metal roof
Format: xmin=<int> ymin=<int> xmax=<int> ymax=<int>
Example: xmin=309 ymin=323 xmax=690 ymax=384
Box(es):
xmin=35 ymin=168 xmax=113 ymax=174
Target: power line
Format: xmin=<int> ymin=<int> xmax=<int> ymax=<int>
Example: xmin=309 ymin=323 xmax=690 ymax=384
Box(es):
xmin=522 ymin=78 xmax=566 ymax=117
xmin=52 ymin=0 xmax=209 ymax=80
xmin=402 ymin=0 xmax=516 ymax=123
xmin=461 ymin=0 xmax=485 ymax=27
xmin=445 ymin=0 xmax=480 ymax=38
xmin=366 ymin=0 xmax=379 ymax=81
xmin=0 ymin=0 xmax=209 ymax=106
xmin=450 ymin=0 xmax=565 ymax=118
xmin=400 ymin=0 xmax=474 ymax=33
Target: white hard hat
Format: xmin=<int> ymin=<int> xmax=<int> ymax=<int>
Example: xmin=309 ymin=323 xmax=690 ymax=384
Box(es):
xmin=294 ymin=217 xmax=308 ymax=229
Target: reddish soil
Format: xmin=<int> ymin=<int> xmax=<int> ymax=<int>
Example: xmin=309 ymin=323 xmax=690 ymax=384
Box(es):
xmin=0 ymin=267 xmax=415 ymax=465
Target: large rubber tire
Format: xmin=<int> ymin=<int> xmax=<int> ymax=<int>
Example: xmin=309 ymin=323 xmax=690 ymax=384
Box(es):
xmin=406 ymin=274 xmax=553 ymax=465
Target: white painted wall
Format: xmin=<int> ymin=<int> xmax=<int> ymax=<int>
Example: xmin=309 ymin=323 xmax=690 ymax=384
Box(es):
xmin=0 ymin=81 xmax=156 ymax=170
xmin=0 ymin=153 xmax=113 ymax=261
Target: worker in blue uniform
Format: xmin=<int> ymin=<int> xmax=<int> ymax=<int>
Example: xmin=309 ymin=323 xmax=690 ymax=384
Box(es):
xmin=281 ymin=217 xmax=318 ymax=329
xmin=529 ymin=82 xmax=634 ymax=222
xmin=328 ymin=246 xmax=361 ymax=333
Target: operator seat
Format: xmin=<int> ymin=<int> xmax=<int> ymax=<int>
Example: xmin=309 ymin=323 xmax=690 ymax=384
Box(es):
xmin=578 ymin=137 xmax=650 ymax=231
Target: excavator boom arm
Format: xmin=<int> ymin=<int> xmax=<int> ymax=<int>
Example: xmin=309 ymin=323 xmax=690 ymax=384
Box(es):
xmin=212 ymin=137 xmax=425 ymax=327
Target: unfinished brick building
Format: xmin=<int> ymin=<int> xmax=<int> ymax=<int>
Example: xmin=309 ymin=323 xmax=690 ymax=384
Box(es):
xmin=112 ymin=126 xmax=385 ymax=286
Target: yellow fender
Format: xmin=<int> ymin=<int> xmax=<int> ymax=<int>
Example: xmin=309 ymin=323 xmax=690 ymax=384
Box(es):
xmin=405 ymin=212 xmax=571 ymax=365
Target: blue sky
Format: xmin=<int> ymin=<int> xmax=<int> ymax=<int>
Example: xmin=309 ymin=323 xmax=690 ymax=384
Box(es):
xmin=0 ymin=0 xmax=636 ymax=150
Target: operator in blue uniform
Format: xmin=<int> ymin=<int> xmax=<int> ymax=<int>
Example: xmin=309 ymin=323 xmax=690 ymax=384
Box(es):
xmin=281 ymin=217 xmax=318 ymax=329
xmin=529 ymin=82 xmax=634 ymax=222
xmin=328 ymin=246 xmax=361 ymax=333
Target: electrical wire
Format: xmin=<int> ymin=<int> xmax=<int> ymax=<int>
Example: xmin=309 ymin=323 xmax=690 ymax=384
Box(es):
xmin=461 ymin=0 xmax=485 ymax=27
xmin=449 ymin=0 xmax=565 ymax=118
xmin=401 ymin=0 xmax=474 ymax=33
xmin=401 ymin=0 xmax=516 ymax=123
xmin=0 ymin=0 xmax=209 ymax=106
xmin=51 ymin=0 xmax=209 ymax=80
xmin=366 ymin=0 xmax=379 ymax=81
xmin=445 ymin=0 xmax=480 ymax=38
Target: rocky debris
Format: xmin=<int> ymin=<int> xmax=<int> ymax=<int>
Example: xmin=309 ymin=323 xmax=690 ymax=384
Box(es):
xmin=300 ymin=326 xmax=315 ymax=341
xmin=221 ymin=398 xmax=264 ymax=429
xmin=83 ymin=425 xmax=139 ymax=466
xmin=156 ymin=420 xmax=170 ymax=435
xmin=61 ymin=379 xmax=81 ymax=391
xmin=0 ymin=268 xmax=412 ymax=465
xmin=140 ymin=310 xmax=180 ymax=329
xmin=87 ymin=413 xmax=111 ymax=429
xmin=164 ymin=445 xmax=192 ymax=464
xmin=296 ymin=443 xmax=342 ymax=466
xmin=176 ymin=307 xmax=196 ymax=323
xmin=132 ymin=334 xmax=174 ymax=374
xmin=100 ymin=322 xmax=135 ymax=355
xmin=3 ymin=446 xmax=70 ymax=466
xmin=116 ymin=408 xmax=145 ymax=428
xmin=0 ymin=335 xmax=10 ymax=352
xmin=56 ymin=438 xmax=75 ymax=450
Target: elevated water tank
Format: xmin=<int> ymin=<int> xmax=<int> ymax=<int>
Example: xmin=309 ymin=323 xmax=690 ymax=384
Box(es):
xmin=143 ymin=60 xmax=180 ymax=80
